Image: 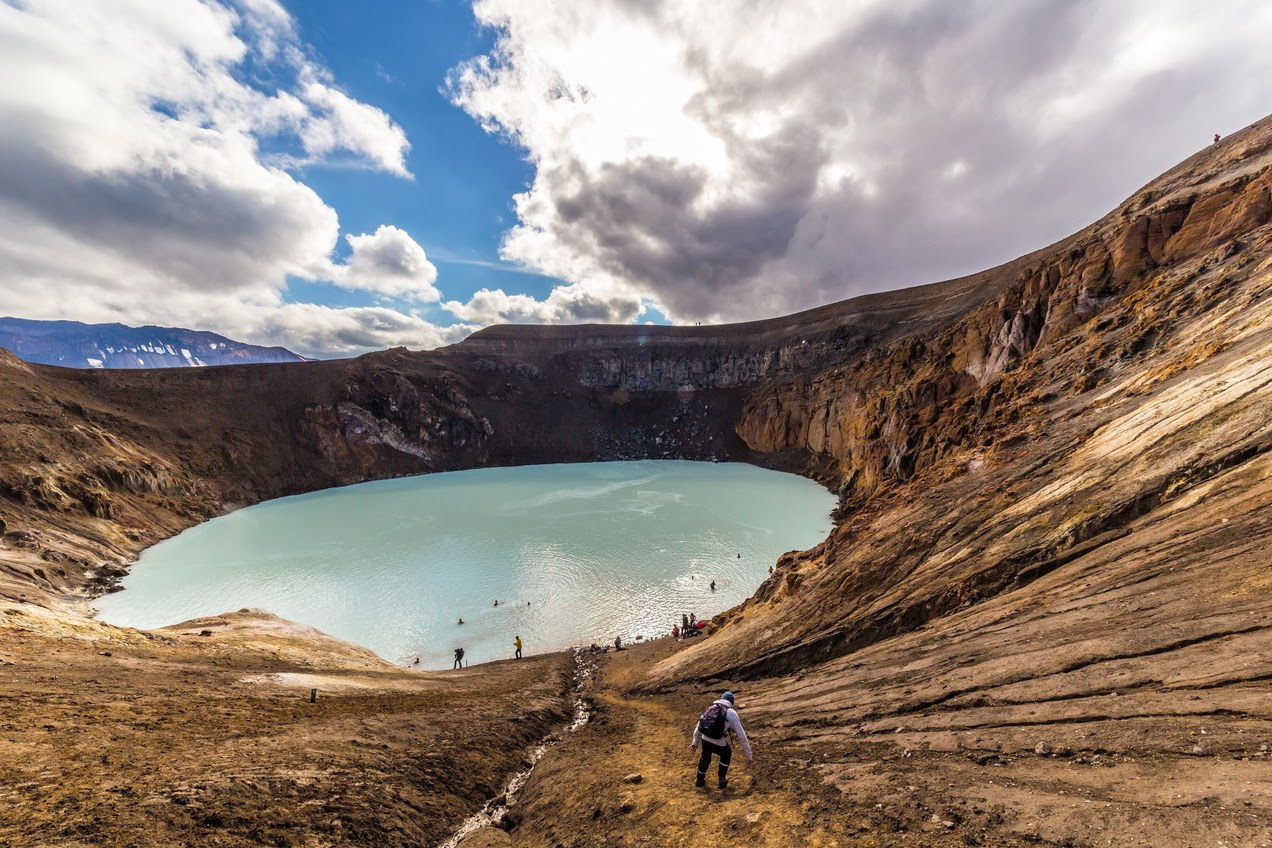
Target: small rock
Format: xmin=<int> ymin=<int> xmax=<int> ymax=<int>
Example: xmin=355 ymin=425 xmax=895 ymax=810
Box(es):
xmin=198 ymin=630 xmax=213 ymax=637
xmin=623 ymin=773 xmax=643 ymax=784
xmin=99 ymin=650 xmax=112 ymax=657
xmin=456 ymin=827 xmax=514 ymax=847
xmin=1034 ymin=742 xmax=1052 ymax=756
xmin=1190 ymin=744 xmax=1209 ymax=756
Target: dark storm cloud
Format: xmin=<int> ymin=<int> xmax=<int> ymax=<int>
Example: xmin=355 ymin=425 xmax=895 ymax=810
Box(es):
xmin=451 ymin=0 xmax=1272 ymax=324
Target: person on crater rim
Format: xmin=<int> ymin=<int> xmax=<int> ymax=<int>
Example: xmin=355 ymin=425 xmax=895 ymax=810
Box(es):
xmin=514 ymin=635 xmax=523 ymax=660
xmin=453 ymin=647 xmax=465 ymax=669
xmin=614 ymin=635 xmax=623 ymax=651
xmin=690 ymin=690 xmax=753 ymax=790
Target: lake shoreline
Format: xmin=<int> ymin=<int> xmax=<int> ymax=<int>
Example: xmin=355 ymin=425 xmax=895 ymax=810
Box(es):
xmin=93 ymin=460 xmax=835 ymax=669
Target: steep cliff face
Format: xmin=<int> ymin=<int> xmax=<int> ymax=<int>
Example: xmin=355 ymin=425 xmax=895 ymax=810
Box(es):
xmin=654 ymin=118 xmax=1272 ymax=682
xmin=736 ymin=133 xmax=1272 ymax=498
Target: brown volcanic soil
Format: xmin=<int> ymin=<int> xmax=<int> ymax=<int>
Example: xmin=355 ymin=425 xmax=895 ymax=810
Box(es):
xmin=0 ymin=605 xmax=573 ymax=848
xmin=474 ymin=637 xmax=1270 ymax=848
xmin=2 ymin=117 xmax=1272 ymax=845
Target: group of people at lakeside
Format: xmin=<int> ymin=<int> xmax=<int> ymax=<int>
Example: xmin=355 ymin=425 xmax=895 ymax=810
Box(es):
xmin=673 ymin=612 xmax=707 ymax=640
xmin=441 ymin=598 xmax=535 ymax=668
xmin=447 ymin=633 xmax=523 ymax=668
xmin=437 ymin=572 xmax=748 ymax=668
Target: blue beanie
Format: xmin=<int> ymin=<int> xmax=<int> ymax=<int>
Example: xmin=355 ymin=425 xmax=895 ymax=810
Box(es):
xmin=721 ymin=691 xmax=735 ymax=704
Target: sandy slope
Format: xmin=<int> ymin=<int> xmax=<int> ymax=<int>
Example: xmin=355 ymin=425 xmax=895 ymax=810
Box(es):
xmin=0 ymin=606 xmax=573 ymax=848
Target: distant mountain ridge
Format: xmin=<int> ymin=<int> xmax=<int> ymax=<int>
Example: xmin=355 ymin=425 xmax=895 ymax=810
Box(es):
xmin=0 ymin=317 xmax=309 ymax=368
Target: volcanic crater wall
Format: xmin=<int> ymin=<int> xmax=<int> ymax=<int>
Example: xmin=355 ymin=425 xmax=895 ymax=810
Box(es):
xmin=1 ymin=115 xmax=1270 ymax=699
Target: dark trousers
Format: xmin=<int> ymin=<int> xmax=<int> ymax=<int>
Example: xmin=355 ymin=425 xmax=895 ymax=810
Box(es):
xmin=696 ymin=740 xmax=731 ymax=784
xmin=515 ymin=648 xmax=522 ymax=659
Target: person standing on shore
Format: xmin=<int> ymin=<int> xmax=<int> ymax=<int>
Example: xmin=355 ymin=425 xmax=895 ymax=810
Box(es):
xmin=514 ymin=635 xmax=523 ymax=660
xmin=453 ymin=647 xmax=465 ymax=669
xmin=689 ymin=691 xmax=753 ymax=789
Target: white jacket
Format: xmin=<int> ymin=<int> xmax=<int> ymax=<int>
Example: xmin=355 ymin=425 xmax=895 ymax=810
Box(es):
xmin=691 ymin=699 xmax=752 ymax=759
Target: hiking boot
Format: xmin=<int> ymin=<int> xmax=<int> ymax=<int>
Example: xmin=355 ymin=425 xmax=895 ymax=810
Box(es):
xmin=718 ymin=778 xmax=728 ymax=790
xmin=694 ymin=776 xmax=706 ymax=788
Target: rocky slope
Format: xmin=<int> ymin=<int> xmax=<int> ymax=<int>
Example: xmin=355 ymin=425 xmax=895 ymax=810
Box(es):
xmin=1 ymin=116 xmax=1271 ymax=846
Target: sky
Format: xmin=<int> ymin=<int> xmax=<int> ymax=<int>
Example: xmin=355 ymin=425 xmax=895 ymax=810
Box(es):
xmin=1 ymin=0 xmax=1271 ymax=358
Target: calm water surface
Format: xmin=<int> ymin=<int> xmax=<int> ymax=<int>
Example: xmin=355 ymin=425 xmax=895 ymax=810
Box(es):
xmin=94 ymin=461 xmax=834 ymax=668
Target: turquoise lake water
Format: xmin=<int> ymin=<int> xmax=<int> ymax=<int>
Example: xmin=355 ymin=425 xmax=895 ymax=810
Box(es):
xmin=93 ymin=461 xmax=835 ymax=669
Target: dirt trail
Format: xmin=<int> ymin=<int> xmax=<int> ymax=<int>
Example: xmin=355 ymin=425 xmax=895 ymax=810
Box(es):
xmin=501 ymin=641 xmax=876 ymax=848
xmin=485 ymin=632 xmax=1270 ymax=848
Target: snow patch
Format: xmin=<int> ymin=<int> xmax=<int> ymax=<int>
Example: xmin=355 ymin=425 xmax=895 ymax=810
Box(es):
xmin=86 ymin=357 xmax=103 ymax=368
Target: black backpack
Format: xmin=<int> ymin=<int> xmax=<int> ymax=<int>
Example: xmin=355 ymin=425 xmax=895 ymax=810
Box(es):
xmin=698 ymin=702 xmax=728 ymax=738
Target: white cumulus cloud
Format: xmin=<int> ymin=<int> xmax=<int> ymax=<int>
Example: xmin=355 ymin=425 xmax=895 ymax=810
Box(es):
xmin=443 ymin=281 xmax=643 ymax=325
xmin=333 ymin=226 xmax=440 ymax=301
xmin=0 ymin=0 xmax=448 ymax=356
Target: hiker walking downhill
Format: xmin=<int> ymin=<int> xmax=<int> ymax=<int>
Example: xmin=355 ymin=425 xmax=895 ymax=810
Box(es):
xmin=689 ymin=690 xmax=753 ymax=789
xmin=514 ymin=635 xmax=523 ymax=660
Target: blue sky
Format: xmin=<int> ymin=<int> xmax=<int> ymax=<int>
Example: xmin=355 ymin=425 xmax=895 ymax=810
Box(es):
xmin=1 ymin=0 xmax=1270 ymax=357
xmin=286 ymin=0 xmax=554 ymax=313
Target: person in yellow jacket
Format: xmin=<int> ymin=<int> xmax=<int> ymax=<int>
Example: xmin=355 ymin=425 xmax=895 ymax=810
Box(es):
xmin=514 ymin=635 xmax=523 ymax=660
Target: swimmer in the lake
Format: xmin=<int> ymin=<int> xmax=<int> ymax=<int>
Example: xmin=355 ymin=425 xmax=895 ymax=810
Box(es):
xmin=458 ymin=618 xmax=464 ymax=625
xmin=710 ymin=580 xmax=716 ymax=591
xmin=493 ymin=600 xmax=499 ymax=607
